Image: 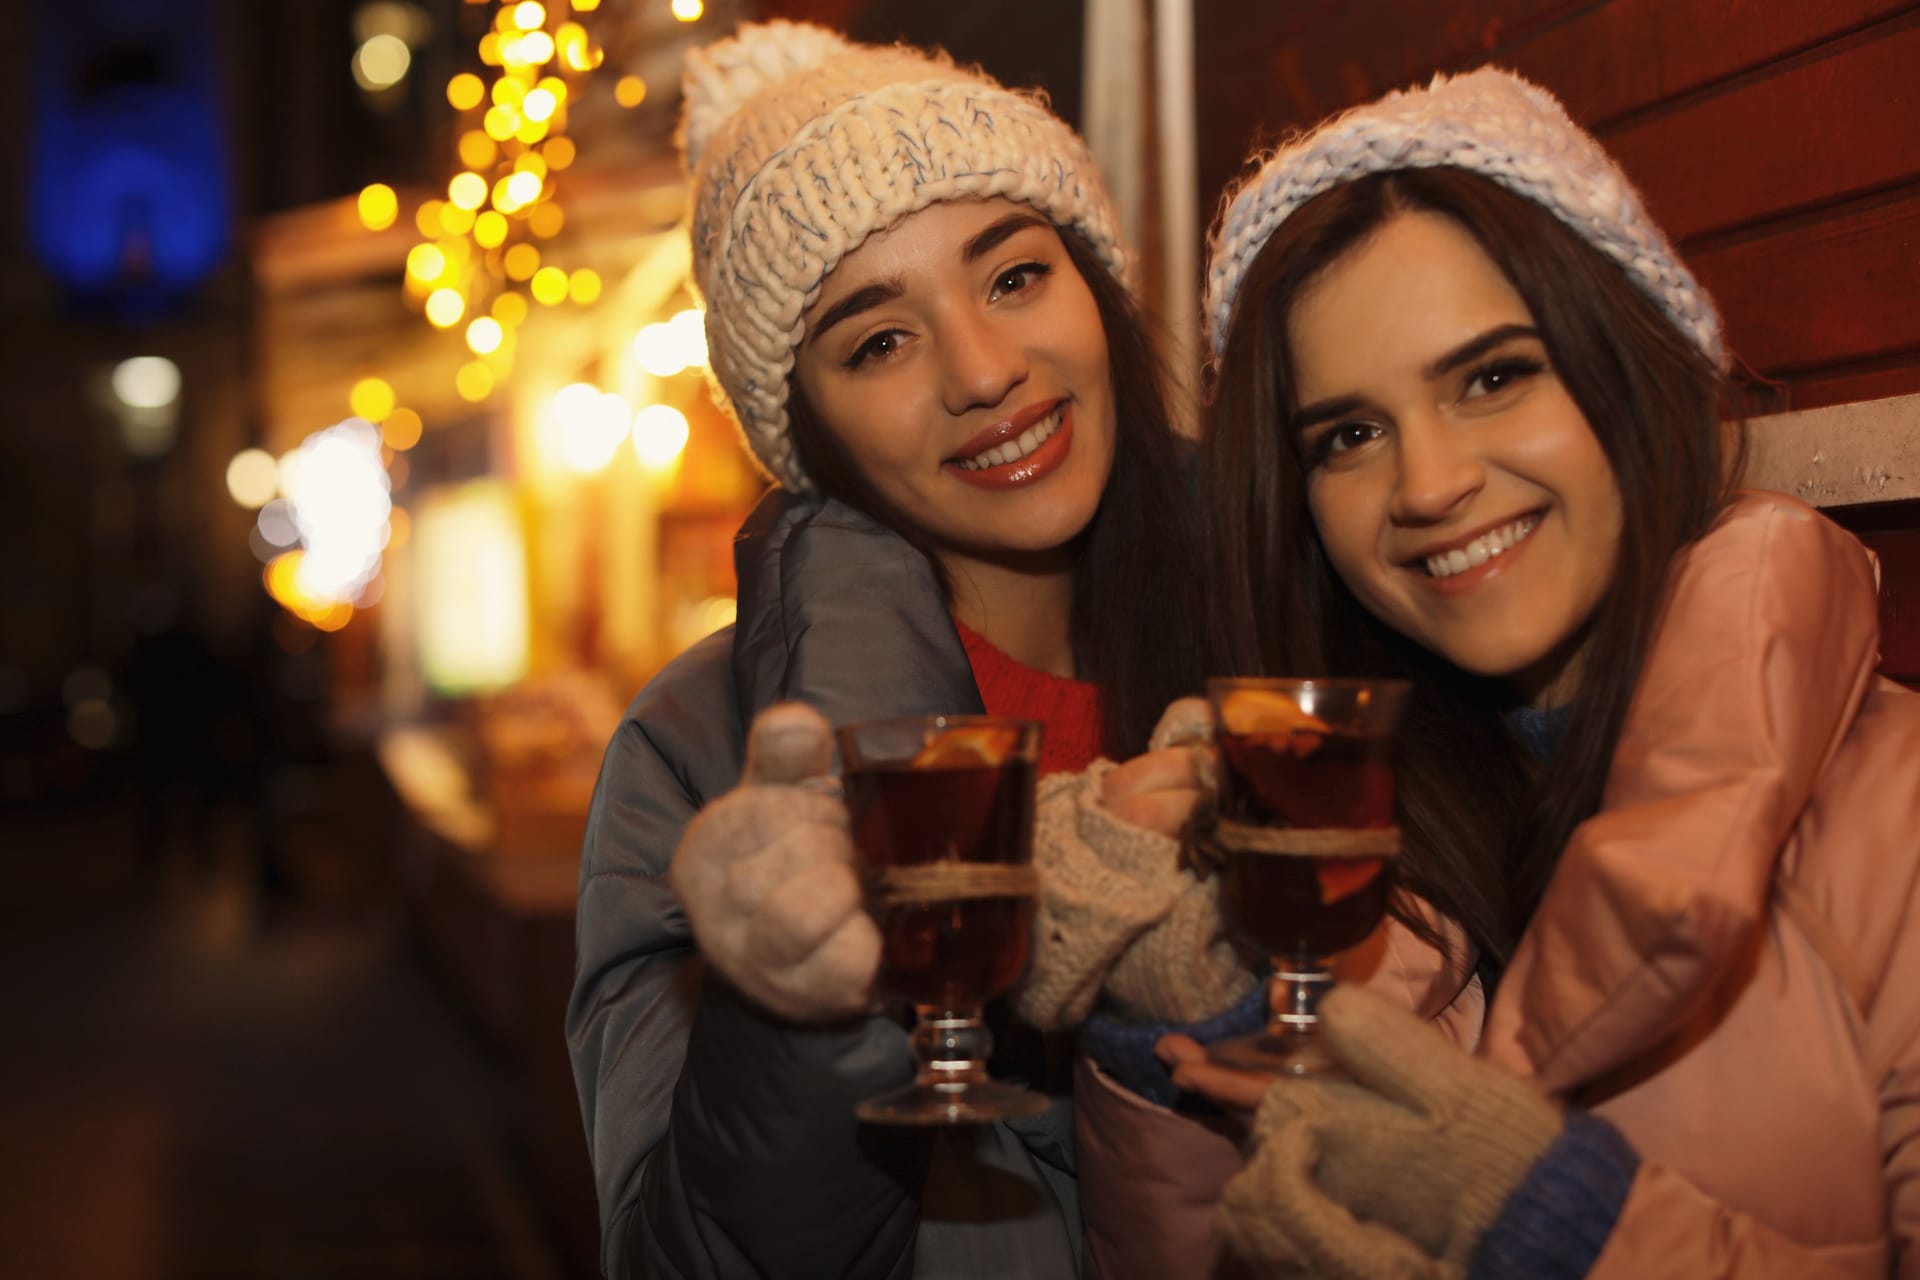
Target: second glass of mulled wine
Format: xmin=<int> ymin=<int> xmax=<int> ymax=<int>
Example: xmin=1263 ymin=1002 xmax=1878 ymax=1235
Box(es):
xmin=837 ymin=714 xmax=1047 ymax=1125
xmin=1203 ymin=677 xmax=1409 ymax=1075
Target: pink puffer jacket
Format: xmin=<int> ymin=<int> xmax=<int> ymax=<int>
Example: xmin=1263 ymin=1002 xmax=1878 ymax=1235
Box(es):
xmin=1076 ymin=493 xmax=1920 ymax=1279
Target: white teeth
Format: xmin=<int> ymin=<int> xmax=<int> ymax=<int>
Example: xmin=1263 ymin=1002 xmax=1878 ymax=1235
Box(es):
xmin=1424 ymin=515 xmax=1539 ymax=579
xmin=959 ymin=407 xmax=1062 ymax=470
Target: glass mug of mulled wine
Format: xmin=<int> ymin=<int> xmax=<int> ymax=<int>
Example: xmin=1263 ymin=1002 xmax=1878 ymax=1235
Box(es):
xmin=1200 ymin=677 xmax=1409 ymax=1075
xmin=836 ymin=715 xmax=1048 ymax=1125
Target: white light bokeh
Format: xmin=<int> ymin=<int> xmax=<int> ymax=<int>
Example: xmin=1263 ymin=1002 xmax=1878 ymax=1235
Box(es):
xmin=632 ymin=404 xmax=690 ymax=472
xmin=226 ymin=449 xmax=280 ymax=509
xmin=111 ymin=357 xmax=181 ymax=410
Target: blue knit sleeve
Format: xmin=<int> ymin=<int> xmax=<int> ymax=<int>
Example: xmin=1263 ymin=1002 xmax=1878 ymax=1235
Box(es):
xmin=1076 ymin=986 xmax=1270 ymax=1107
xmin=1468 ymin=1112 xmax=1640 ymax=1280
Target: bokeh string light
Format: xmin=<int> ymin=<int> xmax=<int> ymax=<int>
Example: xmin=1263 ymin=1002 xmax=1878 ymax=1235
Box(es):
xmin=378 ymin=0 xmax=610 ymax=403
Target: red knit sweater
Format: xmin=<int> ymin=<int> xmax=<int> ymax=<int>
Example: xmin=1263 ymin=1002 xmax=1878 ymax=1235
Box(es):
xmin=953 ymin=618 xmax=1105 ymax=776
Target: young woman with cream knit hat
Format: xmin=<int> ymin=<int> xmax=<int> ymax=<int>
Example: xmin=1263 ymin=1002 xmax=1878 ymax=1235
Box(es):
xmin=1134 ymin=68 xmax=1920 ymax=1279
xmin=566 ymin=21 xmax=1227 ymax=1279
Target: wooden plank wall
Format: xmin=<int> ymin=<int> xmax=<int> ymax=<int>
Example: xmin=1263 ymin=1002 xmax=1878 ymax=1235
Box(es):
xmin=1194 ymin=0 xmax=1920 ymax=414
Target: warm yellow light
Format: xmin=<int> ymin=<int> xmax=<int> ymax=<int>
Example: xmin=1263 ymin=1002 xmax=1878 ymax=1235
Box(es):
xmin=529 ymin=202 xmax=564 ymax=238
xmin=614 ymin=75 xmax=647 ymax=108
xmin=414 ymin=481 xmax=529 ymax=695
xmin=513 ymin=113 xmax=550 ymax=145
xmin=491 ymin=291 xmax=530 ymax=326
xmin=522 ymin=87 xmax=557 ymax=122
xmin=426 ymin=288 xmax=466 ymax=328
xmin=512 ymin=1 xmax=545 ymax=29
xmin=633 ymin=321 xmax=683 ymax=377
xmin=455 ymin=362 xmax=495 ymax=401
xmin=568 ymin=268 xmax=602 ymax=305
xmin=447 ymin=171 xmax=487 ymax=210
xmin=405 ymin=243 xmax=446 ymax=283
xmin=671 ymin=0 xmax=703 ymax=22
xmin=512 ymin=151 xmax=548 ymax=180
xmin=439 ymin=203 xmax=476 ymax=236
xmin=503 ymin=243 xmax=541 ymax=281
xmin=357 ymin=183 xmax=399 ymax=231
xmin=350 ymin=376 xmax=396 ymax=423
xmin=505 ymin=170 xmax=543 ymax=207
xmin=386 ymin=506 xmax=412 ymax=550
xmin=413 ymin=199 xmax=445 ymax=238
xmin=536 ymin=75 xmax=567 ymax=104
xmin=478 ymin=32 xmax=501 ymax=64
xmin=465 ymin=316 xmax=504 ymax=355
xmin=542 ymin=136 xmax=576 ymax=171
xmin=473 ymin=210 xmax=509 ymax=248
xmin=353 ymin=34 xmax=412 ymax=90
xmin=531 ymin=266 xmax=569 ymax=305
xmin=447 ymin=72 xmax=485 ymax=110
xmin=457 ymin=129 xmax=496 ymax=170
xmin=483 ymin=104 xmax=518 ymax=141
xmin=573 ymin=0 xmax=599 ymax=10
xmin=226 ymin=449 xmax=280 ymax=509
xmin=632 ymin=404 xmax=691 ymax=472
xmin=517 ymin=30 xmax=555 ymax=64
xmin=382 ymin=407 xmax=424 ymax=451
xmin=494 ymin=3 xmax=519 ymax=30
xmin=557 ymin=22 xmax=594 ymax=71
xmin=491 ymin=74 xmax=527 ymax=106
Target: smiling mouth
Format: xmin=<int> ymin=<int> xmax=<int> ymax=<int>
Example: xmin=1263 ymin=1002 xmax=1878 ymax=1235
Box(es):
xmin=954 ymin=405 xmax=1066 ymax=471
xmin=1422 ymin=514 xmax=1541 ymax=578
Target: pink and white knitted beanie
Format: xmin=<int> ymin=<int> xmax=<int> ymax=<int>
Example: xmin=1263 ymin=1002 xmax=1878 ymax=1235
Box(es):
xmin=680 ymin=21 xmax=1128 ymax=493
xmin=1205 ymin=68 xmax=1723 ymax=369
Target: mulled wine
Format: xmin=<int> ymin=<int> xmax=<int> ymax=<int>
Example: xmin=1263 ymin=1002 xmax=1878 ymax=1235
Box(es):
xmin=843 ymin=757 xmax=1036 ymax=1009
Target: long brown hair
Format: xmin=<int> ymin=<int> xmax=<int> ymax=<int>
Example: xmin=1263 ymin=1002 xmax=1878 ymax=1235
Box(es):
xmin=791 ymin=225 xmax=1206 ymax=759
xmin=1203 ymin=168 xmax=1741 ymax=972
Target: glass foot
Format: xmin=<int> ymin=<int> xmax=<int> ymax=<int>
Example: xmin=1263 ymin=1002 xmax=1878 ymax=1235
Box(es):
xmin=1207 ymin=1026 xmax=1337 ymax=1077
xmin=855 ymin=1078 xmax=1050 ymax=1126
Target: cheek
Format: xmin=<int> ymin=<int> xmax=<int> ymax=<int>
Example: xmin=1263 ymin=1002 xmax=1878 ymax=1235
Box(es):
xmin=1306 ymin=477 xmax=1379 ymax=590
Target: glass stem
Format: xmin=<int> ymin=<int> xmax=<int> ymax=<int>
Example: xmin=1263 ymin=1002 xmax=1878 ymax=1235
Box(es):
xmin=1269 ymin=958 xmax=1333 ymax=1037
xmin=911 ymin=1008 xmax=991 ymax=1092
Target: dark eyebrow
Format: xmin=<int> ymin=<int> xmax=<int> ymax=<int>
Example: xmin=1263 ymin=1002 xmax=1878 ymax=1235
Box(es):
xmin=1290 ymin=324 xmax=1543 ymax=432
xmin=807 ymin=279 xmax=905 ymax=347
xmin=1421 ymin=323 xmax=1541 ymax=380
xmin=962 ymin=211 xmax=1052 ymax=264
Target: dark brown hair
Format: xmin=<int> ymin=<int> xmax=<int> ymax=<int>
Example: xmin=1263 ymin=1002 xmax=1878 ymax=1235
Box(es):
xmin=1202 ymin=168 xmax=1741 ymax=971
xmin=790 ymin=225 xmax=1206 ymax=758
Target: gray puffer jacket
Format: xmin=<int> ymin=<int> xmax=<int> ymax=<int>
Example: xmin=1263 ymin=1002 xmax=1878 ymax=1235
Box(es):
xmin=566 ymin=490 xmax=1081 ymax=1279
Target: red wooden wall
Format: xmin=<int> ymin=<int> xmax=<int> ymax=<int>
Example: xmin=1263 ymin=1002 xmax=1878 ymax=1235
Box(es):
xmin=1194 ymin=0 xmax=1920 ymax=414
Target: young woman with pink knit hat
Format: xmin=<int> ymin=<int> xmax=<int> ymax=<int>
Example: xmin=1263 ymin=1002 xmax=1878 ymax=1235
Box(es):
xmin=565 ymin=21 xmax=1233 ymax=1279
xmin=1144 ymin=68 xmax=1920 ymax=1279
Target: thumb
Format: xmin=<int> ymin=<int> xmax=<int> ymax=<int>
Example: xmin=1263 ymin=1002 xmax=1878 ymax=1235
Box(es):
xmin=1317 ymin=983 xmax=1459 ymax=1115
xmin=743 ymin=702 xmax=834 ymax=786
xmin=1148 ymin=696 xmax=1214 ymax=750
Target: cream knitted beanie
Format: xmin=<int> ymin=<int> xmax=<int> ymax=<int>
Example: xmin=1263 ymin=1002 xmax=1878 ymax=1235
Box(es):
xmin=680 ymin=21 xmax=1128 ymax=492
xmin=1205 ymin=68 xmax=1723 ymax=368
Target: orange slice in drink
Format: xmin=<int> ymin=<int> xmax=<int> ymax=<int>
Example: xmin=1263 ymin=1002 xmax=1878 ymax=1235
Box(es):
xmin=1218 ymin=688 xmax=1332 ymax=738
xmin=1318 ymin=858 xmax=1383 ymax=903
xmin=912 ymin=725 xmax=1020 ymax=769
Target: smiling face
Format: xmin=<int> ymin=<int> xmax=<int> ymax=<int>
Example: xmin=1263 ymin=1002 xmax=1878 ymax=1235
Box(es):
xmin=791 ymin=198 xmax=1116 ymax=576
xmin=1287 ymin=209 xmax=1624 ymax=706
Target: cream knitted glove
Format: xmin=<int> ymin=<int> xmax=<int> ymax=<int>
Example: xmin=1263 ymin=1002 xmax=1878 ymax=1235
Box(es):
xmin=1216 ymin=984 xmax=1563 ymax=1278
xmin=1015 ymin=758 xmax=1256 ymax=1030
xmin=669 ymin=702 xmax=881 ymax=1023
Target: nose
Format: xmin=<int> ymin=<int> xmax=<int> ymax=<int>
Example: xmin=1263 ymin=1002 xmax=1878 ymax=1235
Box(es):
xmin=939 ymin=308 xmax=1028 ymax=416
xmin=1389 ymin=413 xmax=1485 ymax=525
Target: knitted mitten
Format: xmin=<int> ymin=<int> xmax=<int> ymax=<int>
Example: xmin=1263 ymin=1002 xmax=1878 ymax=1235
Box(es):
xmin=1015 ymin=760 xmax=1257 ymax=1030
xmin=1215 ymin=984 xmax=1563 ymax=1277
